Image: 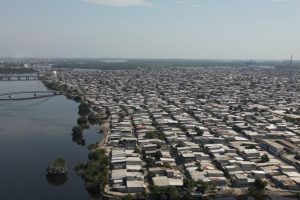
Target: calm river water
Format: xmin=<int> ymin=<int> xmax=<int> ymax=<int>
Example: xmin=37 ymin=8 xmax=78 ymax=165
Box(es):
xmin=0 ymin=81 xmax=102 ymax=200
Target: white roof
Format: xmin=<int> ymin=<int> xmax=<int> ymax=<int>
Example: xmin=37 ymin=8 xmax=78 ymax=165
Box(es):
xmin=127 ymin=181 xmax=145 ymax=188
xmin=126 ymin=157 xmax=142 ymax=162
xmin=152 ymin=176 xmax=169 ymax=187
xmin=168 ymin=178 xmax=184 ymax=186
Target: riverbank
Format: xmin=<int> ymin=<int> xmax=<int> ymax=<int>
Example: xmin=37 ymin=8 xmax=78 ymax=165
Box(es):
xmin=203 ymin=187 xmax=300 ymax=199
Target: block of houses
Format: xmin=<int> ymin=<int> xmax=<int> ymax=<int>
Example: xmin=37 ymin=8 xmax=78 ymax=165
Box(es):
xmin=232 ymin=173 xmax=248 ymax=187
xmin=126 ymin=181 xmax=146 ymax=193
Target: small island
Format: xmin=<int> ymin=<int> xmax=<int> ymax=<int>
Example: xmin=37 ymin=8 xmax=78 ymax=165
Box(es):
xmin=47 ymin=158 xmax=68 ymax=175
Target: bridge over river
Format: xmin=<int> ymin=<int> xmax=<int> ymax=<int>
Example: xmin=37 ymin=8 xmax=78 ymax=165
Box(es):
xmin=0 ymin=90 xmax=60 ymax=100
xmin=0 ymin=73 xmax=40 ymax=81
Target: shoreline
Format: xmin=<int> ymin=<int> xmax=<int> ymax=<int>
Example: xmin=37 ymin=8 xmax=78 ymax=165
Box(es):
xmin=203 ymin=188 xmax=300 ymax=199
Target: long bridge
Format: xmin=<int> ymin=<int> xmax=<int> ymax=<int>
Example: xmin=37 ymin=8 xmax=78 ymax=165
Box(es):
xmin=0 ymin=73 xmax=40 ymax=81
xmin=0 ymin=90 xmax=60 ymax=101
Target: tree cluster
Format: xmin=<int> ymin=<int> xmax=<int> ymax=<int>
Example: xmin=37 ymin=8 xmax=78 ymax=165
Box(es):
xmin=72 ymin=126 xmax=85 ymax=146
xmin=78 ymin=102 xmax=91 ymax=116
xmin=260 ymin=154 xmax=270 ymax=163
xmin=88 ymin=113 xmax=100 ymax=124
xmin=145 ymin=131 xmax=165 ymax=140
xmin=75 ymin=148 xmax=109 ymax=193
xmin=47 ymin=158 xmax=68 ymax=175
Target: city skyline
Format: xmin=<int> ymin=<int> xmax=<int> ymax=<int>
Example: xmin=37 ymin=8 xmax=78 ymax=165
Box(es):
xmin=0 ymin=0 xmax=299 ymax=59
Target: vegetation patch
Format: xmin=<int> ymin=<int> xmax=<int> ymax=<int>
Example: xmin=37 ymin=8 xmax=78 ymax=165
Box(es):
xmin=77 ymin=116 xmax=88 ymax=125
xmin=78 ymin=102 xmax=91 ymax=116
xmin=88 ymin=113 xmax=100 ymax=124
xmin=47 ymin=158 xmax=68 ymax=175
xmin=248 ymin=178 xmax=268 ymax=196
xmin=260 ymin=154 xmax=270 ymax=163
xmin=145 ymin=131 xmax=165 ymax=140
xmin=75 ymin=148 xmax=109 ymax=193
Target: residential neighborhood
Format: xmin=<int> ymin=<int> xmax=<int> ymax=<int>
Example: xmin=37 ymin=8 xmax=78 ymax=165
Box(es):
xmin=44 ymin=67 xmax=300 ymax=199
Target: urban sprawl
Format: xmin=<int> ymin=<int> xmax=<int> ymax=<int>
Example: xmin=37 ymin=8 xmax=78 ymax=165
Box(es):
xmin=44 ymin=67 xmax=300 ymax=198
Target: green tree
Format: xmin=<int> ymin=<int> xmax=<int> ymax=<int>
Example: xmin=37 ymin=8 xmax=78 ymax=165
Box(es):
xmin=88 ymin=149 xmax=108 ymax=162
xmin=88 ymin=113 xmax=100 ymax=124
xmin=243 ymin=144 xmax=256 ymax=149
xmin=260 ymin=154 xmax=270 ymax=163
xmin=195 ymin=180 xmax=216 ymax=193
xmin=72 ymin=126 xmax=83 ymax=136
xmin=184 ymin=179 xmax=196 ymax=192
xmin=77 ymin=116 xmax=88 ymax=125
xmin=145 ymin=131 xmax=157 ymax=139
xmin=151 ymin=186 xmax=180 ymax=200
xmin=176 ymin=141 xmax=186 ymax=148
xmin=162 ymin=162 xmax=172 ymax=169
xmin=155 ymin=151 xmax=163 ymax=160
xmin=78 ymin=102 xmax=91 ymax=116
xmin=74 ymin=96 xmax=82 ymax=103
xmin=134 ymin=147 xmax=140 ymax=154
xmin=47 ymin=158 xmax=68 ymax=175
xmin=249 ymin=178 xmax=268 ymax=195
xmin=136 ymin=192 xmax=147 ymax=200
xmin=253 ymin=179 xmax=267 ymax=189
xmin=145 ymin=157 xmax=156 ymax=168
xmin=196 ymin=165 xmax=203 ymax=172
xmin=122 ymin=194 xmax=134 ymax=200
xmin=75 ymin=148 xmax=109 ymax=193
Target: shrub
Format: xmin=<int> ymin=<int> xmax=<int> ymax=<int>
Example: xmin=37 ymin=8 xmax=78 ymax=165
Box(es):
xmin=78 ymin=102 xmax=91 ymax=116
xmin=77 ymin=116 xmax=88 ymax=125
xmin=72 ymin=126 xmax=83 ymax=136
xmin=260 ymin=154 xmax=270 ymax=163
xmin=47 ymin=158 xmax=68 ymax=175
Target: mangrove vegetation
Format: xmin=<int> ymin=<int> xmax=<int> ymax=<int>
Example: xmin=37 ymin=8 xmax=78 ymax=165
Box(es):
xmin=75 ymin=148 xmax=109 ymax=193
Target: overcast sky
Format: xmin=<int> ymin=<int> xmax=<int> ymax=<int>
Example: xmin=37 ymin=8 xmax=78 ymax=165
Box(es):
xmin=0 ymin=0 xmax=299 ymax=59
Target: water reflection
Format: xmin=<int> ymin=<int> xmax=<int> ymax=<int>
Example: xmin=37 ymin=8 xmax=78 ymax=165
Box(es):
xmin=72 ymin=133 xmax=86 ymax=146
xmin=46 ymin=174 xmax=68 ymax=186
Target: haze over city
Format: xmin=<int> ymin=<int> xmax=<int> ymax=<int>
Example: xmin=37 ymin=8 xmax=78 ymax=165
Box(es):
xmin=2 ymin=1 xmax=300 ymax=200
xmin=1 ymin=0 xmax=299 ymax=59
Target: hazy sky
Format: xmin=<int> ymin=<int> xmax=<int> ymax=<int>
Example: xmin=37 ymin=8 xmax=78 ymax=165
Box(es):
xmin=0 ymin=0 xmax=299 ymax=59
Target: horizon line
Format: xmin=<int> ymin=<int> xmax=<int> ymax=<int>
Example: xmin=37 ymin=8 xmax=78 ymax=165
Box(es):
xmin=0 ymin=57 xmax=298 ymax=62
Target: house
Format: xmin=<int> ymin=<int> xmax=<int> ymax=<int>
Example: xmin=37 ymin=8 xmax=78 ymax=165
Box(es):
xmin=260 ymin=139 xmax=285 ymax=156
xmin=127 ymin=181 xmax=146 ymax=193
xmin=272 ymin=175 xmax=300 ymax=190
xmin=111 ymin=169 xmax=127 ymax=182
xmin=122 ymin=138 xmax=137 ymax=149
xmin=279 ymin=165 xmax=297 ymax=173
xmin=206 ymin=170 xmax=224 ymax=177
xmin=143 ymin=143 xmax=157 ymax=151
xmin=251 ymin=170 xmax=266 ymax=179
xmin=181 ymin=151 xmax=196 ymax=162
xmin=126 ymin=164 xmax=142 ymax=172
xmin=232 ymin=173 xmax=248 ymax=187
xmin=238 ymin=161 xmax=256 ymax=171
xmin=194 ymin=152 xmax=210 ymax=161
xmin=152 ymin=176 xmax=184 ymax=187
xmin=242 ymin=149 xmax=260 ymax=159
xmin=210 ymin=177 xmax=227 ymax=187
xmin=126 ymin=157 xmax=142 ymax=165
xmin=152 ymin=176 xmax=170 ymax=187
xmin=111 ymin=158 xmax=126 ymax=169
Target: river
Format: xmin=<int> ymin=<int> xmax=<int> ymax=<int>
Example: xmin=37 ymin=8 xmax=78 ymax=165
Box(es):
xmin=0 ymin=80 xmax=102 ymax=200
